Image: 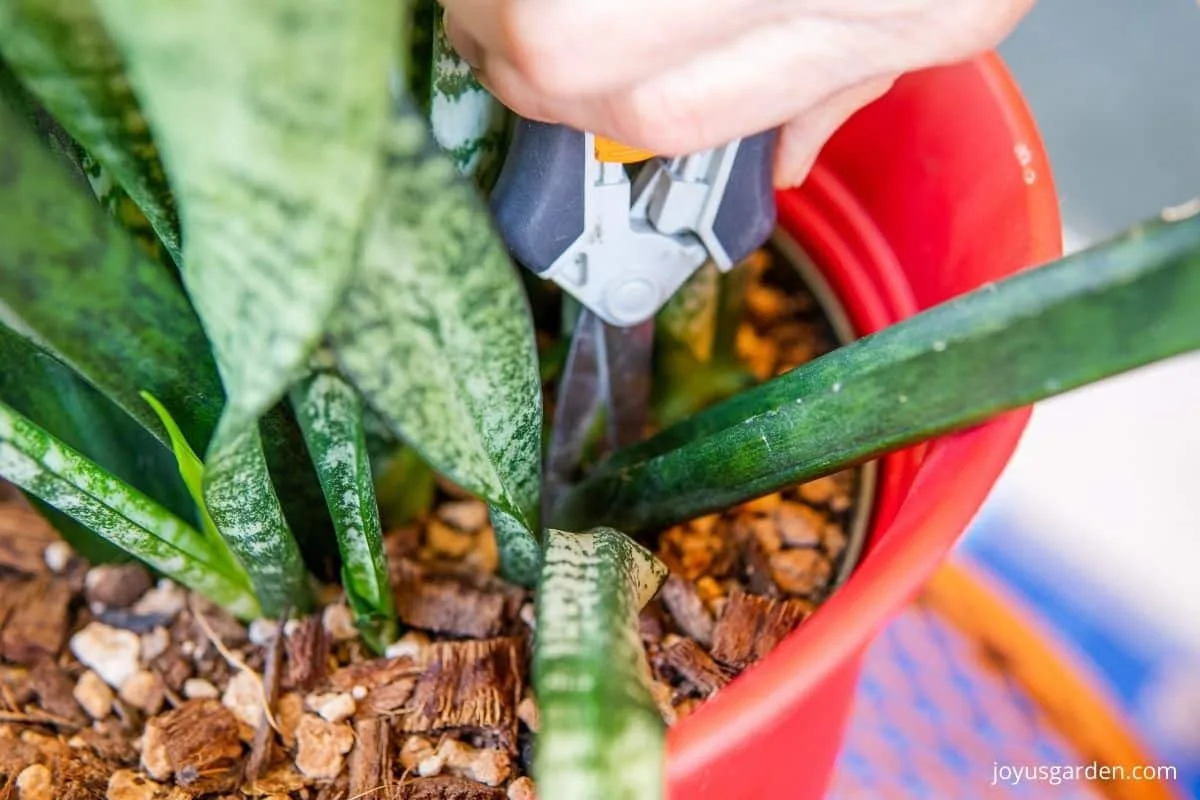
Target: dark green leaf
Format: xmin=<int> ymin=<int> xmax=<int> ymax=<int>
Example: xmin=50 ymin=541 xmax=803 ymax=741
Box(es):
xmin=92 ymin=0 xmax=402 ymax=440
xmin=0 ymin=0 xmax=181 ymax=264
xmin=0 ymin=91 xmax=317 ymax=613
xmin=562 ymin=209 xmax=1200 ymax=533
xmin=0 ymin=323 xmax=179 ymax=562
xmin=0 ymin=325 xmax=193 ymax=521
xmin=0 ymin=92 xmax=220 ymax=454
xmin=405 ymin=0 xmax=437 ymax=116
xmin=329 ymin=104 xmax=543 ymax=586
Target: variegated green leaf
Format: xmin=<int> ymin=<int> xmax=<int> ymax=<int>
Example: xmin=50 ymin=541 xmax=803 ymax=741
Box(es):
xmin=0 ymin=96 xmax=317 ymax=614
xmin=0 ymin=0 xmax=181 ymax=264
xmin=535 ymin=528 xmax=668 ymax=800
xmin=0 ymin=399 xmax=259 ymax=619
xmin=329 ymin=105 xmax=543 ymax=587
xmin=489 ymin=507 xmax=542 ymax=586
xmin=204 ymin=427 xmax=312 ymax=616
xmin=92 ymin=0 xmax=401 ymax=440
xmin=430 ymin=12 xmax=508 ymax=186
xmin=0 ymin=89 xmax=221 ymax=455
xmin=292 ymin=366 xmax=397 ymax=651
xmin=0 ymin=323 xmax=183 ymax=562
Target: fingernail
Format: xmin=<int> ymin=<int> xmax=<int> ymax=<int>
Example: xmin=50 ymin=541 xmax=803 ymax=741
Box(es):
xmin=442 ymin=10 xmax=483 ymax=69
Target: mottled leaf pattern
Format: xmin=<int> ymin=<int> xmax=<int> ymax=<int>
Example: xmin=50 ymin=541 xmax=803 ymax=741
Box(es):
xmin=91 ymin=0 xmax=402 ymax=438
xmin=563 ymin=209 xmax=1200 ymax=534
xmin=0 ymin=0 xmax=181 ymax=263
xmin=204 ymin=427 xmax=312 ymax=616
xmin=0 ymin=101 xmax=315 ymax=614
xmin=0 ymin=92 xmax=221 ymax=454
xmin=292 ymin=367 xmax=396 ymax=651
xmin=535 ymin=528 xmax=668 ymax=800
xmin=489 ymin=507 xmax=542 ymax=587
xmin=330 ymin=107 xmax=543 ymax=585
xmin=430 ymin=12 xmax=508 ymax=185
xmin=0 ymin=400 xmax=259 ymax=619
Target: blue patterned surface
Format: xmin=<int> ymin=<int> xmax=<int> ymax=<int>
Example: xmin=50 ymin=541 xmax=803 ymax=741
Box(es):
xmin=829 ymin=603 xmax=1111 ymax=799
xmin=964 ymin=509 xmax=1200 ymax=800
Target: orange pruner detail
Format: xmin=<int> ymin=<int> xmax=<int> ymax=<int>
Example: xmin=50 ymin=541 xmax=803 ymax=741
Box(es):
xmin=594 ymin=136 xmax=655 ymax=164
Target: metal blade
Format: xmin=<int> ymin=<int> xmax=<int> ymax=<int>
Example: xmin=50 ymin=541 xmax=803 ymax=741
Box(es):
xmin=545 ymin=308 xmax=606 ymax=504
xmin=599 ymin=318 xmax=654 ymax=451
xmin=544 ymin=308 xmax=654 ymax=523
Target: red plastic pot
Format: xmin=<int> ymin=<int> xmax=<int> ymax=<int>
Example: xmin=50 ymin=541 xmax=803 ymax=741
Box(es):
xmin=666 ymin=53 xmax=1063 ymax=799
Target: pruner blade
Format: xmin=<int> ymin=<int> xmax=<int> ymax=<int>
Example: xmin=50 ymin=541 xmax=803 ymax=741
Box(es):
xmin=543 ymin=307 xmax=653 ymax=521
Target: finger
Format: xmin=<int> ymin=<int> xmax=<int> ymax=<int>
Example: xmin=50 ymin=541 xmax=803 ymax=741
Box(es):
xmin=585 ymin=17 xmax=890 ymax=155
xmin=441 ymin=0 xmax=781 ymax=98
xmin=468 ymin=50 xmax=573 ymax=123
xmin=466 ymin=20 xmax=841 ymax=149
xmin=773 ymin=75 xmax=897 ymax=187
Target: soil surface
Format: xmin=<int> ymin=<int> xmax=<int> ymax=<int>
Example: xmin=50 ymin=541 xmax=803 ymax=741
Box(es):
xmin=0 ymin=251 xmax=861 ymax=799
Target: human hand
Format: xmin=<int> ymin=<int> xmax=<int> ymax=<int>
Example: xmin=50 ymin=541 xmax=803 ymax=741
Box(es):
xmin=440 ymin=0 xmax=1035 ymax=186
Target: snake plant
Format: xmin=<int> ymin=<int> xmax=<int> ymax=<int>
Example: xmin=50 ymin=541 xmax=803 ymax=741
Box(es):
xmin=1 ymin=1 xmax=1198 ymax=798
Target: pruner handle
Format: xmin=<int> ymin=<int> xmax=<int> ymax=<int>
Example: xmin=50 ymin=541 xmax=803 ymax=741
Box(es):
xmin=490 ymin=119 xmax=586 ymax=275
xmin=706 ymin=128 xmax=778 ymax=268
xmin=489 ymin=117 xmax=778 ymax=281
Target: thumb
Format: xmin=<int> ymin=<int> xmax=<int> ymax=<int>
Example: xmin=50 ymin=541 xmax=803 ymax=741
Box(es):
xmin=774 ymin=75 xmax=896 ymax=188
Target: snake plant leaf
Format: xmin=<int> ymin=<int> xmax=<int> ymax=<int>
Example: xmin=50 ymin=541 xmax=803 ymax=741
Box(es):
xmin=0 ymin=399 xmax=259 ymax=619
xmin=0 ymin=93 xmax=221 ymax=455
xmin=0 ymin=0 xmax=181 ymax=264
xmin=91 ymin=0 xmax=401 ymax=441
xmin=204 ymin=427 xmax=313 ymax=616
xmin=535 ymin=527 xmax=668 ymax=800
xmin=561 ymin=208 xmax=1200 ymax=534
xmin=329 ymin=105 xmax=543 ymax=587
xmin=489 ymin=507 xmax=542 ymax=586
xmin=0 ymin=96 xmax=320 ymax=612
xmin=141 ymin=391 xmax=245 ymax=576
xmin=430 ymin=11 xmax=508 ymax=187
xmin=0 ymin=324 xmax=187 ymax=562
xmin=653 ymin=263 xmax=757 ymax=429
xmin=145 ymin=390 xmax=311 ymax=616
xmin=292 ymin=367 xmax=397 ymax=651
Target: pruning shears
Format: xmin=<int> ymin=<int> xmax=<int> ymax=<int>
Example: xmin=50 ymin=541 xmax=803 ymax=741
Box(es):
xmin=490 ymin=121 xmax=778 ymax=512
